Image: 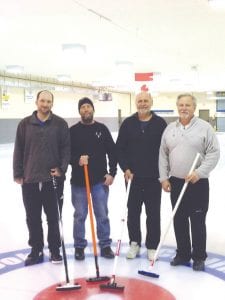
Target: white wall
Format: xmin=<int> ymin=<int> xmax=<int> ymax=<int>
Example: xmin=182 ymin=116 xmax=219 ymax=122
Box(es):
xmin=0 ymin=87 xmax=132 ymax=119
xmin=0 ymin=87 xmax=217 ymax=119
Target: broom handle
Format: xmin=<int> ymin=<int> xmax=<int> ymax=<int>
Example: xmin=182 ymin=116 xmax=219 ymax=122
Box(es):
xmin=83 ymin=164 xmax=98 ymax=257
xmin=52 ymin=176 xmax=70 ymax=283
xmin=112 ymin=179 xmax=131 ymax=279
xmin=153 ymin=152 xmax=201 ymax=263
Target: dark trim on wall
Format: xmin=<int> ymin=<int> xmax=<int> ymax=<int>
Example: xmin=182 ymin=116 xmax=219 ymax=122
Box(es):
xmin=0 ymin=115 xmax=179 ymax=144
xmin=0 ymin=117 xmax=119 ymax=144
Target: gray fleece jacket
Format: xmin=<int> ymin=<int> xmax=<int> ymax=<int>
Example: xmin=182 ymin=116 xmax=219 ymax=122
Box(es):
xmin=13 ymin=111 xmax=70 ymax=183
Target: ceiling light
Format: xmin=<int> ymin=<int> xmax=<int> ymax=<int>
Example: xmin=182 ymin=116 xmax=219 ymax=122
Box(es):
xmin=6 ymin=65 xmax=24 ymax=74
xmin=62 ymin=43 xmax=86 ymax=55
xmin=115 ymin=61 xmax=133 ymax=75
xmin=208 ymin=0 xmax=225 ymax=9
xmin=169 ymin=78 xmax=181 ymax=82
xmin=115 ymin=60 xmax=133 ymax=68
xmin=57 ymin=74 xmax=71 ymax=82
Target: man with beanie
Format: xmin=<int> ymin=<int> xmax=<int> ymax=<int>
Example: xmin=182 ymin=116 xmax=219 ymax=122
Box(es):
xmin=70 ymin=97 xmax=117 ymax=260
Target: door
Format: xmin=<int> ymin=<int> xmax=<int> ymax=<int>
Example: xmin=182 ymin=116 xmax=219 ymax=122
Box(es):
xmin=199 ymin=109 xmax=210 ymax=122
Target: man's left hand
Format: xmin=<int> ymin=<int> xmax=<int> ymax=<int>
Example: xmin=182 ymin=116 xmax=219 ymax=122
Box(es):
xmin=185 ymin=171 xmax=200 ymax=184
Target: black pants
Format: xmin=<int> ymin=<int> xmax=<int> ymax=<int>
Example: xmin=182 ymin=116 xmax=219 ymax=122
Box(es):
xmin=22 ymin=179 xmax=64 ymax=252
xmin=170 ymin=176 xmax=209 ymax=261
xmin=127 ymin=177 xmax=161 ymax=249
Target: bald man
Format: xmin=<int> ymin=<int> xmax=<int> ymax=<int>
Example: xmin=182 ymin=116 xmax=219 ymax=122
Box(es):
xmin=13 ymin=90 xmax=70 ymax=266
xmin=116 ymin=92 xmax=167 ymax=260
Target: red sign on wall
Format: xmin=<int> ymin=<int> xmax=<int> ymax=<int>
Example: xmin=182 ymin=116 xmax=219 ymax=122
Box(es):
xmin=134 ymin=73 xmax=154 ymax=81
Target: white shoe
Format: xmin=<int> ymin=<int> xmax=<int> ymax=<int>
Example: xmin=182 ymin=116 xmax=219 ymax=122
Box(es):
xmin=126 ymin=242 xmax=140 ymax=259
xmin=147 ymin=249 xmax=157 ymax=261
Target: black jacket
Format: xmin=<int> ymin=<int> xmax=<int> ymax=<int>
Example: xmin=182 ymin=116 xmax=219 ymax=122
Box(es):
xmin=70 ymin=121 xmax=117 ymax=186
xmin=116 ymin=112 xmax=167 ymax=178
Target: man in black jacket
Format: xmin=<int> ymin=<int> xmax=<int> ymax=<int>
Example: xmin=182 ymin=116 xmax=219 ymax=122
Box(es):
xmin=116 ymin=91 xmax=167 ymax=260
xmin=70 ymin=97 xmax=117 ymax=260
xmin=13 ymin=90 xmax=70 ymax=266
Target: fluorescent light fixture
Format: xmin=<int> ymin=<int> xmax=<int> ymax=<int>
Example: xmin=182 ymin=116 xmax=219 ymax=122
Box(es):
xmin=169 ymin=78 xmax=181 ymax=82
xmin=62 ymin=43 xmax=86 ymax=55
xmin=115 ymin=60 xmax=133 ymax=68
xmin=115 ymin=61 xmax=133 ymax=75
xmin=208 ymin=0 xmax=225 ymax=9
xmin=57 ymin=74 xmax=71 ymax=82
xmin=6 ymin=65 xmax=24 ymax=74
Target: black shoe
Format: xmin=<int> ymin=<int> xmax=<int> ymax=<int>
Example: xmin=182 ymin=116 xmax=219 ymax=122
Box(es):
xmin=101 ymin=246 xmax=115 ymax=259
xmin=49 ymin=250 xmax=62 ymax=264
xmin=75 ymin=248 xmax=85 ymax=260
xmin=193 ymin=260 xmax=205 ymax=271
xmin=25 ymin=249 xmax=44 ymax=266
xmin=170 ymin=255 xmax=190 ymax=266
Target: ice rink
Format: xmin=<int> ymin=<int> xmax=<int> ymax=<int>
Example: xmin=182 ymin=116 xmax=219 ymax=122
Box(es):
xmin=1 ymin=133 xmax=225 ymax=299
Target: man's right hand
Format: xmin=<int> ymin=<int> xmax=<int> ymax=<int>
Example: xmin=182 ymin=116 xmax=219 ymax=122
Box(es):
xmin=161 ymin=179 xmax=171 ymax=192
xmin=14 ymin=178 xmax=23 ymax=185
xmin=79 ymin=155 xmax=89 ymax=166
xmin=124 ymin=169 xmax=134 ymax=182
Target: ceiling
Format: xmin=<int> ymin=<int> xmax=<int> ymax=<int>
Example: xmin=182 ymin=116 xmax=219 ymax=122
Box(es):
xmin=1 ymin=0 xmax=225 ymax=92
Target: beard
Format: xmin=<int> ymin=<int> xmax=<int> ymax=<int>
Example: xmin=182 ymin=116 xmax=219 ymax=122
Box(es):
xmin=138 ymin=107 xmax=149 ymax=115
xmin=39 ymin=107 xmax=51 ymax=114
xmin=81 ymin=114 xmax=93 ymax=124
xmin=180 ymin=112 xmax=190 ymax=119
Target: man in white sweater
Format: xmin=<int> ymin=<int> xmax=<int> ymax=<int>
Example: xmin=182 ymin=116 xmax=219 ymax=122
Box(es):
xmin=159 ymin=93 xmax=220 ymax=271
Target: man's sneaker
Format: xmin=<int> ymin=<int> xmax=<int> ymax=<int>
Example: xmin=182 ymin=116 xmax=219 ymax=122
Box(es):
xmin=193 ymin=260 xmax=205 ymax=271
xmin=126 ymin=242 xmax=140 ymax=259
xmin=24 ymin=249 xmax=44 ymax=266
xmin=101 ymin=246 xmax=115 ymax=259
xmin=49 ymin=251 xmax=63 ymax=264
xmin=75 ymin=248 xmax=85 ymax=260
xmin=147 ymin=249 xmax=157 ymax=261
xmin=170 ymin=255 xmax=190 ymax=266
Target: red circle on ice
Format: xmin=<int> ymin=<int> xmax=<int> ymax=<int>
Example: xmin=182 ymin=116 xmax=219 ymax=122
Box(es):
xmin=34 ymin=276 xmax=176 ymax=299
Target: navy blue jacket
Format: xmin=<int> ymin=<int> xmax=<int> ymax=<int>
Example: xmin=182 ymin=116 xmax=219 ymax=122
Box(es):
xmin=116 ymin=112 xmax=167 ymax=179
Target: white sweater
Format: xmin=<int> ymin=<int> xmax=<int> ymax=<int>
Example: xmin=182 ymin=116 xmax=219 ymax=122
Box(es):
xmin=159 ymin=116 xmax=220 ymax=181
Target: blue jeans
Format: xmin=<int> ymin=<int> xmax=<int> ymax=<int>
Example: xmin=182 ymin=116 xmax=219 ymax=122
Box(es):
xmin=71 ymin=182 xmax=112 ymax=249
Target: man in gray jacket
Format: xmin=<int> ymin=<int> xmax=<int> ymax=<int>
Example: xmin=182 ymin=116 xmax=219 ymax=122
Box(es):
xmin=159 ymin=93 xmax=219 ymax=271
xmin=13 ymin=90 xmax=70 ymax=266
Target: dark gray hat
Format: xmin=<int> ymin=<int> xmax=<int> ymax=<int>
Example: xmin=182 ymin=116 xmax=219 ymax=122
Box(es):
xmin=78 ymin=97 xmax=94 ymax=111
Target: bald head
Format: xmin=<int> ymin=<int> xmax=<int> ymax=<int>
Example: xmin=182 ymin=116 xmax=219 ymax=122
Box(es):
xmin=135 ymin=92 xmax=153 ymax=118
xmin=35 ymin=90 xmax=54 ymax=119
xmin=136 ymin=92 xmax=152 ymax=103
xmin=36 ymin=90 xmax=54 ymax=102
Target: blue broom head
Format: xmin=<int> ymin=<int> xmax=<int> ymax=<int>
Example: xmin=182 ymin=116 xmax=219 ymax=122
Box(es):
xmin=138 ymin=270 xmax=160 ymax=278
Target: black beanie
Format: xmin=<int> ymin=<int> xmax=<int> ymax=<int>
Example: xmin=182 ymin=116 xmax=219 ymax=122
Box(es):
xmin=78 ymin=97 xmax=95 ymax=111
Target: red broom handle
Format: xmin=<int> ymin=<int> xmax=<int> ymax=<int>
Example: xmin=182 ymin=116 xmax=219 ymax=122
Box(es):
xmin=83 ymin=164 xmax=98 ymax=256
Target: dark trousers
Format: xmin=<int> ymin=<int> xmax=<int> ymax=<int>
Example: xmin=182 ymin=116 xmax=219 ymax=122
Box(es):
xmin=170 ymin=176 xmax=209 ymax=261
xmin=127 ymin=177 xmax=161 ymax=249
xmin=22 ymin=179 xmax=64 ymax=252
